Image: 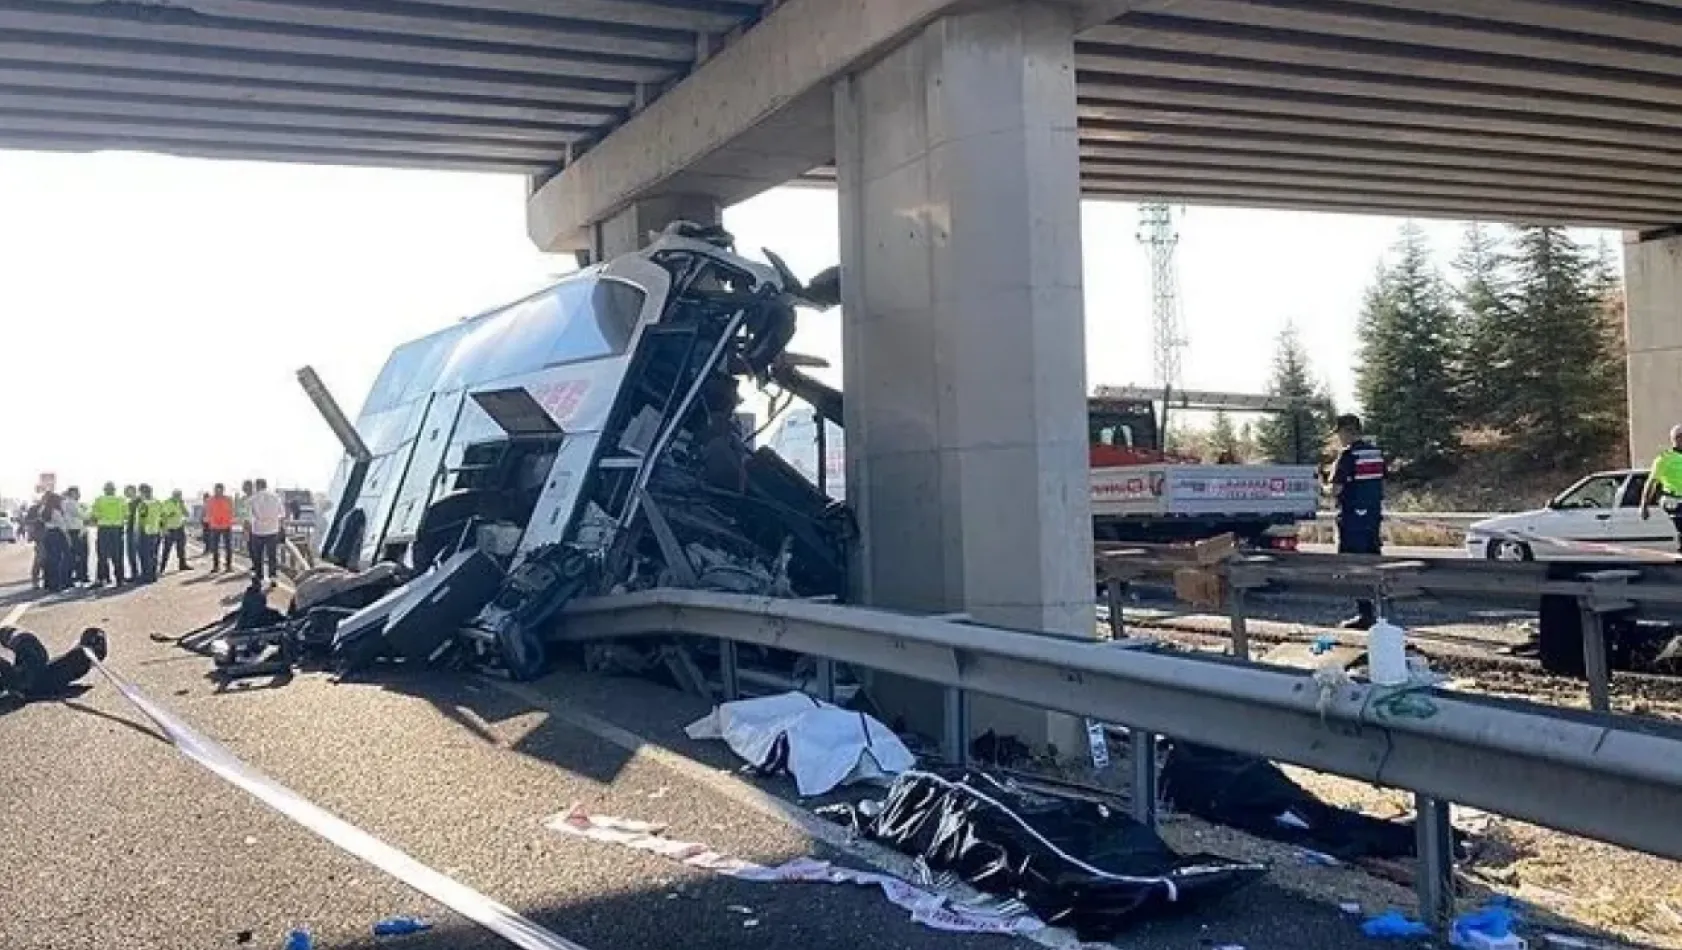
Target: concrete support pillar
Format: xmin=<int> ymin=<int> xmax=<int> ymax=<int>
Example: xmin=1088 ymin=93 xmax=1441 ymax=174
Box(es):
xmin=836 ymin=1 xmax=1093 ymax=749
xmin=590 ymin=193 xmax=722 ymax=262
xmin=1624 ymin=231 xmax=1682 ymax=464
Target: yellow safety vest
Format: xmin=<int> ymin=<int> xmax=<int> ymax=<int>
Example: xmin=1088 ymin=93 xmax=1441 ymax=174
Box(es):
xmin=90 ymin=494 xmax=127 ymax=528
xmin=161 ymin=498 xmax=188 ymax=531
xmin=138 ymin=500 xmax=164 ymax=535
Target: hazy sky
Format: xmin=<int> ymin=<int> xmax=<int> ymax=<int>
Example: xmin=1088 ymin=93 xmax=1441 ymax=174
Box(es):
xmin=0 ymin=149 xmax=1614 ymax=501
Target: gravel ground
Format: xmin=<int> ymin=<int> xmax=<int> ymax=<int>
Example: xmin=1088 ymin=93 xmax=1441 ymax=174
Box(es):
xmin=0 ymin=544 xmax=1374 ymax=950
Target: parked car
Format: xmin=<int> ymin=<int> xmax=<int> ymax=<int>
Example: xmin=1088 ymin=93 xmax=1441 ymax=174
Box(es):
xmin=0 ymin=512 xmax=14 ymax=543
xmin=1465 ymin=468 xmax=1677 ymax=561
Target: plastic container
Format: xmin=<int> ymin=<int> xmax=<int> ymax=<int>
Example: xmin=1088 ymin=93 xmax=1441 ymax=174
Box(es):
xmin=283 ymin=928 xmax=314 ymax=950
xmin=372 ymin=916 xmax=433 ymax=937
xmin=1366 ymin=618 xmax=1410 ymax=686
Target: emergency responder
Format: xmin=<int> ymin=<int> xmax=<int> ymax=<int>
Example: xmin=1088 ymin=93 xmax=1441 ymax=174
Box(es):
xmin=204 ymin=483 xmax=235 ymax=573
xmin=1639 ymin=424 xmax=1682 ymax=551
xmin=135 ymin=484 xmax=163 ymax=583
xmin=90 ymin=482 xmax=127 ymax=587
xmin=1327 ymin=414 xmax=1386 ymax=629
xmin=157 ymin=489 xmax=192 ymax=573
xmin=122 ymin=484 xmax=141 ymax=581
xmin=61 ymin=486 xmax=88 ymax=585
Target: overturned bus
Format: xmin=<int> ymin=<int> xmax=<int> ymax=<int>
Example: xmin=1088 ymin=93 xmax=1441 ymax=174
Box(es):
xmin=305 ymin=224 xmax=850 ymax=675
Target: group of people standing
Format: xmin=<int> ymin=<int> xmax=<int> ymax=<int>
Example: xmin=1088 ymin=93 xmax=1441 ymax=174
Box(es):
xmin=22 ymin=478 xmax=289 ymax=592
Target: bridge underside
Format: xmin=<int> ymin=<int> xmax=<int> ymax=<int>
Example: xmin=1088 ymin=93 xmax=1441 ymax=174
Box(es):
xmin=5 ymin=1 xmax=1681 ymax=231
xmin=0 ymin=0 xmax=771 ymax=175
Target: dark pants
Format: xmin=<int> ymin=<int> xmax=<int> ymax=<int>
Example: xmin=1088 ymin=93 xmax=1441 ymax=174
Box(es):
xmin=69 ymin=530 xmax=88 ymax=582
xmin=208 ymin=528 xmax=233 ymax=570
xmin=250 ymin=533 xmax=280 ymax=583
xmin=159 ymin=527 xmax=189 ymax=571
xmin=96 ymin=526 xmax=125 ymax=584
xmin=138 ymin=531 xmax=160 ymax=582
xmin=1338 ymin=516 xmax=1383 ymax=621
xmin=125 ymin=527 xmax=141 ymax=579
xmin=200 ymin=523 xmax=211 ymax=554
xmin=42 ymin=530 xmax=71 ymax=592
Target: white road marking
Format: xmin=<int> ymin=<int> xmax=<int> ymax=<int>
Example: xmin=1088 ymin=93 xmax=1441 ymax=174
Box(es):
xmin=2 ymin=601 xmax=32 ymax=628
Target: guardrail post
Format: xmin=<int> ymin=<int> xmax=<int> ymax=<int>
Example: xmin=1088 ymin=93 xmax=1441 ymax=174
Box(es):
xmin=1577 ymin=602 xmax=1611 ymax=713
xmin=718 ymin=640 xmax=740 ymax=701
xmin=1104 ymin=578 xmax=1127 ymax=639
xmin=1414 ymin=793 xmax=1456 ymax=932
xmin=813 ymin=658 xmax=836 ymax=703
xmin=1573 ymin=571 xmax=1637 ymax=714
xmin=942 ymin=687 xmax=969 ymax=766
xmin=1227 ymin=586 xmax=1250 ymax=661
xmin=1129 ymin=728 xmax=1157 ymax=827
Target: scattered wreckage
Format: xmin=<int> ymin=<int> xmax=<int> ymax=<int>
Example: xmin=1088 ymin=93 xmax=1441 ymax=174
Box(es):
xmin=179 ymin=222 xmax=851 ymax=688
xmin=0 ymin=626 xmax=107 ymax=703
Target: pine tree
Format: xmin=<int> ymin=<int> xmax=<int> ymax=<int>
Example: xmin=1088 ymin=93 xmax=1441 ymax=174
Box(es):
xmin=1355 ymin=224 xmax=1462 ymax=469
xmin=1210 ymin=409 xmax=1240 ymax=462
xmin=1256 ymin=322 xmax=1334 ymax=464
xmin=1494 ymin=227 xmax=1624 ymax=465
xmin=1451 ymin=224 xmax=1514 ymax=426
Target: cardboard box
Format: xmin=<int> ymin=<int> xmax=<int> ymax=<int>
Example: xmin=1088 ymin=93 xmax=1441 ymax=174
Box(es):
xmin=1174 ymin=567 xmax=1225 ymax=610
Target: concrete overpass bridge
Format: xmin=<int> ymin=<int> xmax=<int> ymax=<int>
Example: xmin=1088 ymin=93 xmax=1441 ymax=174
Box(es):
xmin=7 ymin=0 xmax=1682 ymax=740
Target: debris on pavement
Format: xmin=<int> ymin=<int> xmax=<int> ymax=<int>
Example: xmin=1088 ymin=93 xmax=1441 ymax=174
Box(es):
xmin=1450 ymin=899 xmax=1523 ymax=950
xmin=546 ymin=805 xmax=1045 ymax=936
xmin=685 ymin=691 xmax=914 ymax=796
xmin=283 ymin=927 xmax=314 ymax=950
xmin=819 ymin=769 xmax=1265 ymax=942
xmin=0 ymin=626 xmax=106 ymax=701
xmin=1360 ymin=910 xmax=1431 ymax=939
xmin=372 ymin=915 xmax=434 ymax=937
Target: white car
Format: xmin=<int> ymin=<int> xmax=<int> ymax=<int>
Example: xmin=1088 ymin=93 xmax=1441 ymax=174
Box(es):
xmin=0 ymin=512 xmax=13 ymax=543
xmin=1465 ymin=468 xmax=1677 ymax=561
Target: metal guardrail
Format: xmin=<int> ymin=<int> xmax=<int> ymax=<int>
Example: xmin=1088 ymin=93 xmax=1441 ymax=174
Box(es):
xmin=1098 ymin=547 xmax=1682 ymax=713
xmin=1310 ymin=510 xmax=1491 ymax=528
xmin=560 ymin=587 xmax=1682 ymax=931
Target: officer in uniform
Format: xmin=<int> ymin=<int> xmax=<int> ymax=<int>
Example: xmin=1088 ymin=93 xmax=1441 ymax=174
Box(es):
xmin=136 ymin=484 xmax=163 ymax=583
xmin=122 ymin=484 xmax=141 ymax=582
xmin=1327 ymin=414 xmax=1386 ymax=629
xmin=89 ymin=482 xmax=127 ymax=587
xmin=157 ymin=489 xmax=193 ymax=574
xmin=1639 ymin=423 xmax=1682 ymax=551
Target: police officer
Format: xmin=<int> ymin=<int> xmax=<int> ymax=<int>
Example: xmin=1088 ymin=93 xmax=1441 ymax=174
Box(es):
xmin=1327 ymin=413 xmax=1386 ymax=629
xmin=1639 ymin=423 xmax=1682 ymax=551
xmin=122 ymin=484 xmax=141 ymax=582
xmin=136 ymin=484 xmax=163 ymax=583
xmin=157 ymin=489 xmax=193 ymax=573
xmin=90 ymin=482 xmax=127 ymax=587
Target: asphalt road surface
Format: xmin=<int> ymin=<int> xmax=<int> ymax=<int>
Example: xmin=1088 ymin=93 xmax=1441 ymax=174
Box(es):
xmin=0 ymin=543 xmax=1366 ymax=950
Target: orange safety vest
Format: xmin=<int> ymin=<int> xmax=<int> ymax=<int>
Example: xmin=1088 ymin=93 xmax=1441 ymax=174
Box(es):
xmin=205 ymin=495 xmax=235 ymax=530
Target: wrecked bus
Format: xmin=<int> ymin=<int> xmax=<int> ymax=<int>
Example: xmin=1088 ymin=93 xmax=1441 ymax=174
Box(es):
xmin=308 ymin=224 xmax=850 ymax=673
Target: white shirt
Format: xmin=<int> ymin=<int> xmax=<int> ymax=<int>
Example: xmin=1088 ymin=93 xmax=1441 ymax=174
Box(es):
xmin=61 ymin=498 xmax=84 ymax=531
xmin=249 ymin=490 xmax=286 ymax=537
